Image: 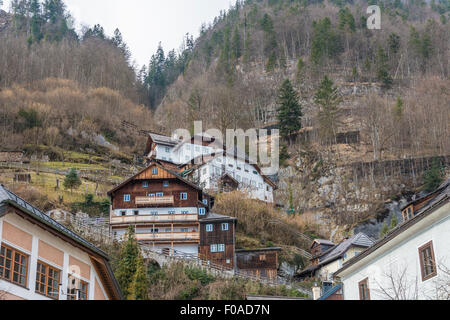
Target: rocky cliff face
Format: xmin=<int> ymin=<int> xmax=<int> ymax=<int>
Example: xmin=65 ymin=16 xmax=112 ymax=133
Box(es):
xmin=0 ymin=10 xmax=11 ymax=33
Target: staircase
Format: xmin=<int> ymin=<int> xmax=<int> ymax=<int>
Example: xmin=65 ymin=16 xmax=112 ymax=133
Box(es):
xmin=140 ymin=246 xmax=312 ymax=298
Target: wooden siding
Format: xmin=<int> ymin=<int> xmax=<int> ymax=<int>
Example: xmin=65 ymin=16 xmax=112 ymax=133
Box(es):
xmin=236 ymin=250 xmax=279 ymax=280
xmin=199 ymin=220 xmax=235 ymax=269
xmin=112 ymin=179 xmax=200 ymax=210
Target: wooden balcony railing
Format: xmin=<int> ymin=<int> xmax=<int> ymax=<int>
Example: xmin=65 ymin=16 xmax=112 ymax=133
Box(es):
xmin=135 ymin=196 xmax=174 ymax=206
xmin=110 ymin=214 xmax=199 ymax=225
xmin=135 ymin=232 xmax=200 ymax=241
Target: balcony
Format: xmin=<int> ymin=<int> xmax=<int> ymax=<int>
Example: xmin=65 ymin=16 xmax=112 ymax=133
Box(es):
xmin=135 ymin=232 xmax=200 ymax=242
xmin=110 ymin=214 xmax=199 ymax=225
xmin=135 ymin=196 xmax=174 ymax=206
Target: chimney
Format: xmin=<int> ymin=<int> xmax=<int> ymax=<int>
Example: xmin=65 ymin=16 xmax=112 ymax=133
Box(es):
xmin=312 ymin=283 xmax=322 ymax=300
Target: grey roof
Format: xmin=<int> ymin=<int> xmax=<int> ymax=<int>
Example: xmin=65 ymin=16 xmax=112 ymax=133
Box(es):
xmin=0 ymin=185 xmax=109 ymax=259
xmin=313 ymin=239 xmax=335 ymax=246
xmin=200 ymin=212 xmax=237 ymax=222
xmin=414 ymin=179 xmax=450 ymax=216
xmin=317 ymin=233 xmax=374 ymax=266
xmin=149 ymin=133 xmax=181 ymax=147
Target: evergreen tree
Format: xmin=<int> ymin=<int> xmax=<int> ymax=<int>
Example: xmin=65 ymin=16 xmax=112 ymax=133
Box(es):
xmin=277 ymin=79 xmax=303 ymax=143
xmin=115 ymin=226 xmax=140 ymax=299
xmin=231 ymin=26 xmax=242 ymax=61
xmin=296 ymin=58 xmax=306 ymax=84
xmin=261 ymin=13 xmax=277 ymax=62
xmin=390 ymin=214 xmax=398 ymax=230
xmin=265 ymin=51 xmax=277 ymax=72
xmin=243 ymin=30 xmax=251 ymax=64
xmin=380 ymin=222 xmax=389 ymax=238
xmin=63 ymin=168 xmax=81 ymax=193
xmin=387 ymin=33 xmax=401 ymax=56
xmin=128 ymin=254 xmax=149 ymax=300
xmin=423 ymin=158 xmax=444 ymax=192
xmin=393 ymin=96 xmax=404 ymax=120
xmin=314 ymin=76 xmax=343 ymax=144
xmin=311 ymin=17 xmax=340 ymax=66
xmin=375 ymin=46 xmax=393 ymax=89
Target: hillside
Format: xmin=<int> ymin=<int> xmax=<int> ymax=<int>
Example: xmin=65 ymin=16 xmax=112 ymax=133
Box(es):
xmin=149 ymin=0 xmax=450 ymax=239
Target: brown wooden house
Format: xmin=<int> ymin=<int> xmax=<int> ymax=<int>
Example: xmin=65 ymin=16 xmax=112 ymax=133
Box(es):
xmin=107 ymin=162 xmax=212 ymax=255
xmin=199 ymin=213 xmax=237 ymax=269
xmin=235 ymin=247 xmax=282 ymax=280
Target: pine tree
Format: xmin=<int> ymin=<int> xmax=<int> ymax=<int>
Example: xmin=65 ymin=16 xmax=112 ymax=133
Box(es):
xmin=314 ymin=76 xmax=343 ymax=144
xmin=63 ymin=168 xmax=81 ymax=193
xmin=375 ymin=46 xmax=393 ymax=89
xmin=231 ymin=26 xmax=242 ymax=61
xmin=393 ymin=96 xmax=404 ymax=120
xmin=423 ymin=158 xmax=444 ymax=192
xmin=390 ymin=214 xmax=398 ymax=230
xmin=243 ymin=30 xmax=251 ymax=65
xmin=128 ymin=254 xmax=149 ymax=300
xmin=115 ymin=226 xmax=140 ymax=299
xmin=277 ymin=79 xmax=303 ymax=143
xmin=380 ymin=222 xmax=389 ymax=238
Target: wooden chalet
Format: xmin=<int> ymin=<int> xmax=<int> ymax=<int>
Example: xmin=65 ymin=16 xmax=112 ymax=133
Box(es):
xmin=107 ymin=162 xmax=213 ymax=255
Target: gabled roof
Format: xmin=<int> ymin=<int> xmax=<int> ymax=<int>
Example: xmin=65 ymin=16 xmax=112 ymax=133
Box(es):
xmin=199 ymin=212 xmax=237 ymax=223
xmin=318 ymin=233 xmax=374 ymax=266
xmin=220 ymin=173 xmax=239 ymax=185
xmin=107 ymin=161 xmax=204 ymax=196
xmin=311 ymin=239 xmax=335 ymax=248
xmin=0 ymin=185 xmax=123 ymax=300
xmin=148 ymin=132 xmax=182 ymax=147
xmin=335 ymin=182 xmax=450 ymax=278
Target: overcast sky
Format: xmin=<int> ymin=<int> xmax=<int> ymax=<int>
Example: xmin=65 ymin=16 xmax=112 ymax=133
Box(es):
xmin=2 ymin=0 xmax=236 ymax=67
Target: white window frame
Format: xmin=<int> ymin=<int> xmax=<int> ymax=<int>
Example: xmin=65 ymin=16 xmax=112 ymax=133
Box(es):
xmin=124 ymin=194 xmax=131 ymax=202
xmin=221 ymin=223 xmax=229 ymax=231
xmin=206 ymin=224 xmax=214 ymax=232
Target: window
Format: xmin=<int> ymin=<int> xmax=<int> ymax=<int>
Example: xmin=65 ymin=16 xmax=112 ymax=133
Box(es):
xmin=202 ymin=199 xmax=208 ymax=205
xmin=180 ymin=192 xmax=188 ymax=200
xmin=237 ymin=166 xmax=241 ymax=171
xmin=152 ymin=168 xmax=158 ymax=175
xmin=0 ymin=244 xmax=28 ymax=288
xmin=36 ymin=262 xmax=60 ymax=299
xmin=120 ymin=211 xmax=126 ymax=216
xmin=165 ymin=147 xmax=171 ymax=153
xmin=148 ymin=193 xmax=155 ymax=197
xmin=165 ymin=228 xmax=172 ymax=233
xmin=221 ymin=223 xmax=229 ymax=231
xmin=123 ymin=194 xmax=131 ymax=202
xmin=143 ymin=181 xmax=148 ymax=188
xmin=206 ymin=224 xmax=214 ymax=232
xmin=419 ymin=241 xmax=437 ymax=281
xmin=259 ymin=254 xmax=266 ymax=261
xmin=210 ymin=244 xmax=218 ymax=253
xmin=253 ymin=171 xmax=258 ymax=175
xmin=181 ymin=211 xmax=189 ymax=215
xmin=228 ymin=164 xmax=234 ymax=168
xmin=163 ymin=181 xmax=169 ymax=187
xmin=198 ymin=208 xmax=206 ymax=215
xmin=162 ymin=157 xmax=167 ymax=161
xmin=151 ymin=212 xmax=158 ymax=215
xmin=168 ymin=211 xmax=175 ymax=215
xmin=151 ymin=229 xmax=159 ymax=234
xmin=156 ymin=192 xmax=164 ymax=197
xmin=133 ymin=210 xmax=139 ymax=216
xmin=67 ymin=276 xmax=89 ymax=301
xmin=358 ymin=278 xmax=370 ymax=300
xmin=181 ymin=228 xmax=189 ymax=233
xmin=218 ymin=244 xmax=225 ymax=252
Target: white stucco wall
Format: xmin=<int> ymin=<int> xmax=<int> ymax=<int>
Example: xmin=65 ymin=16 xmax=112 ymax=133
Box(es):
xmin=339 ymin=203 xmax=450 ymax=300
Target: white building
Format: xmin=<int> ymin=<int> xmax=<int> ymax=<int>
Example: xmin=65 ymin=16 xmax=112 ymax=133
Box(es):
xmin=334 ymin=180 xmax=450 ymax=300
xmin=0 ymin=185 xmax=122 ymax=300
xmin=144 ymin=133 xmax=277 ymax=203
